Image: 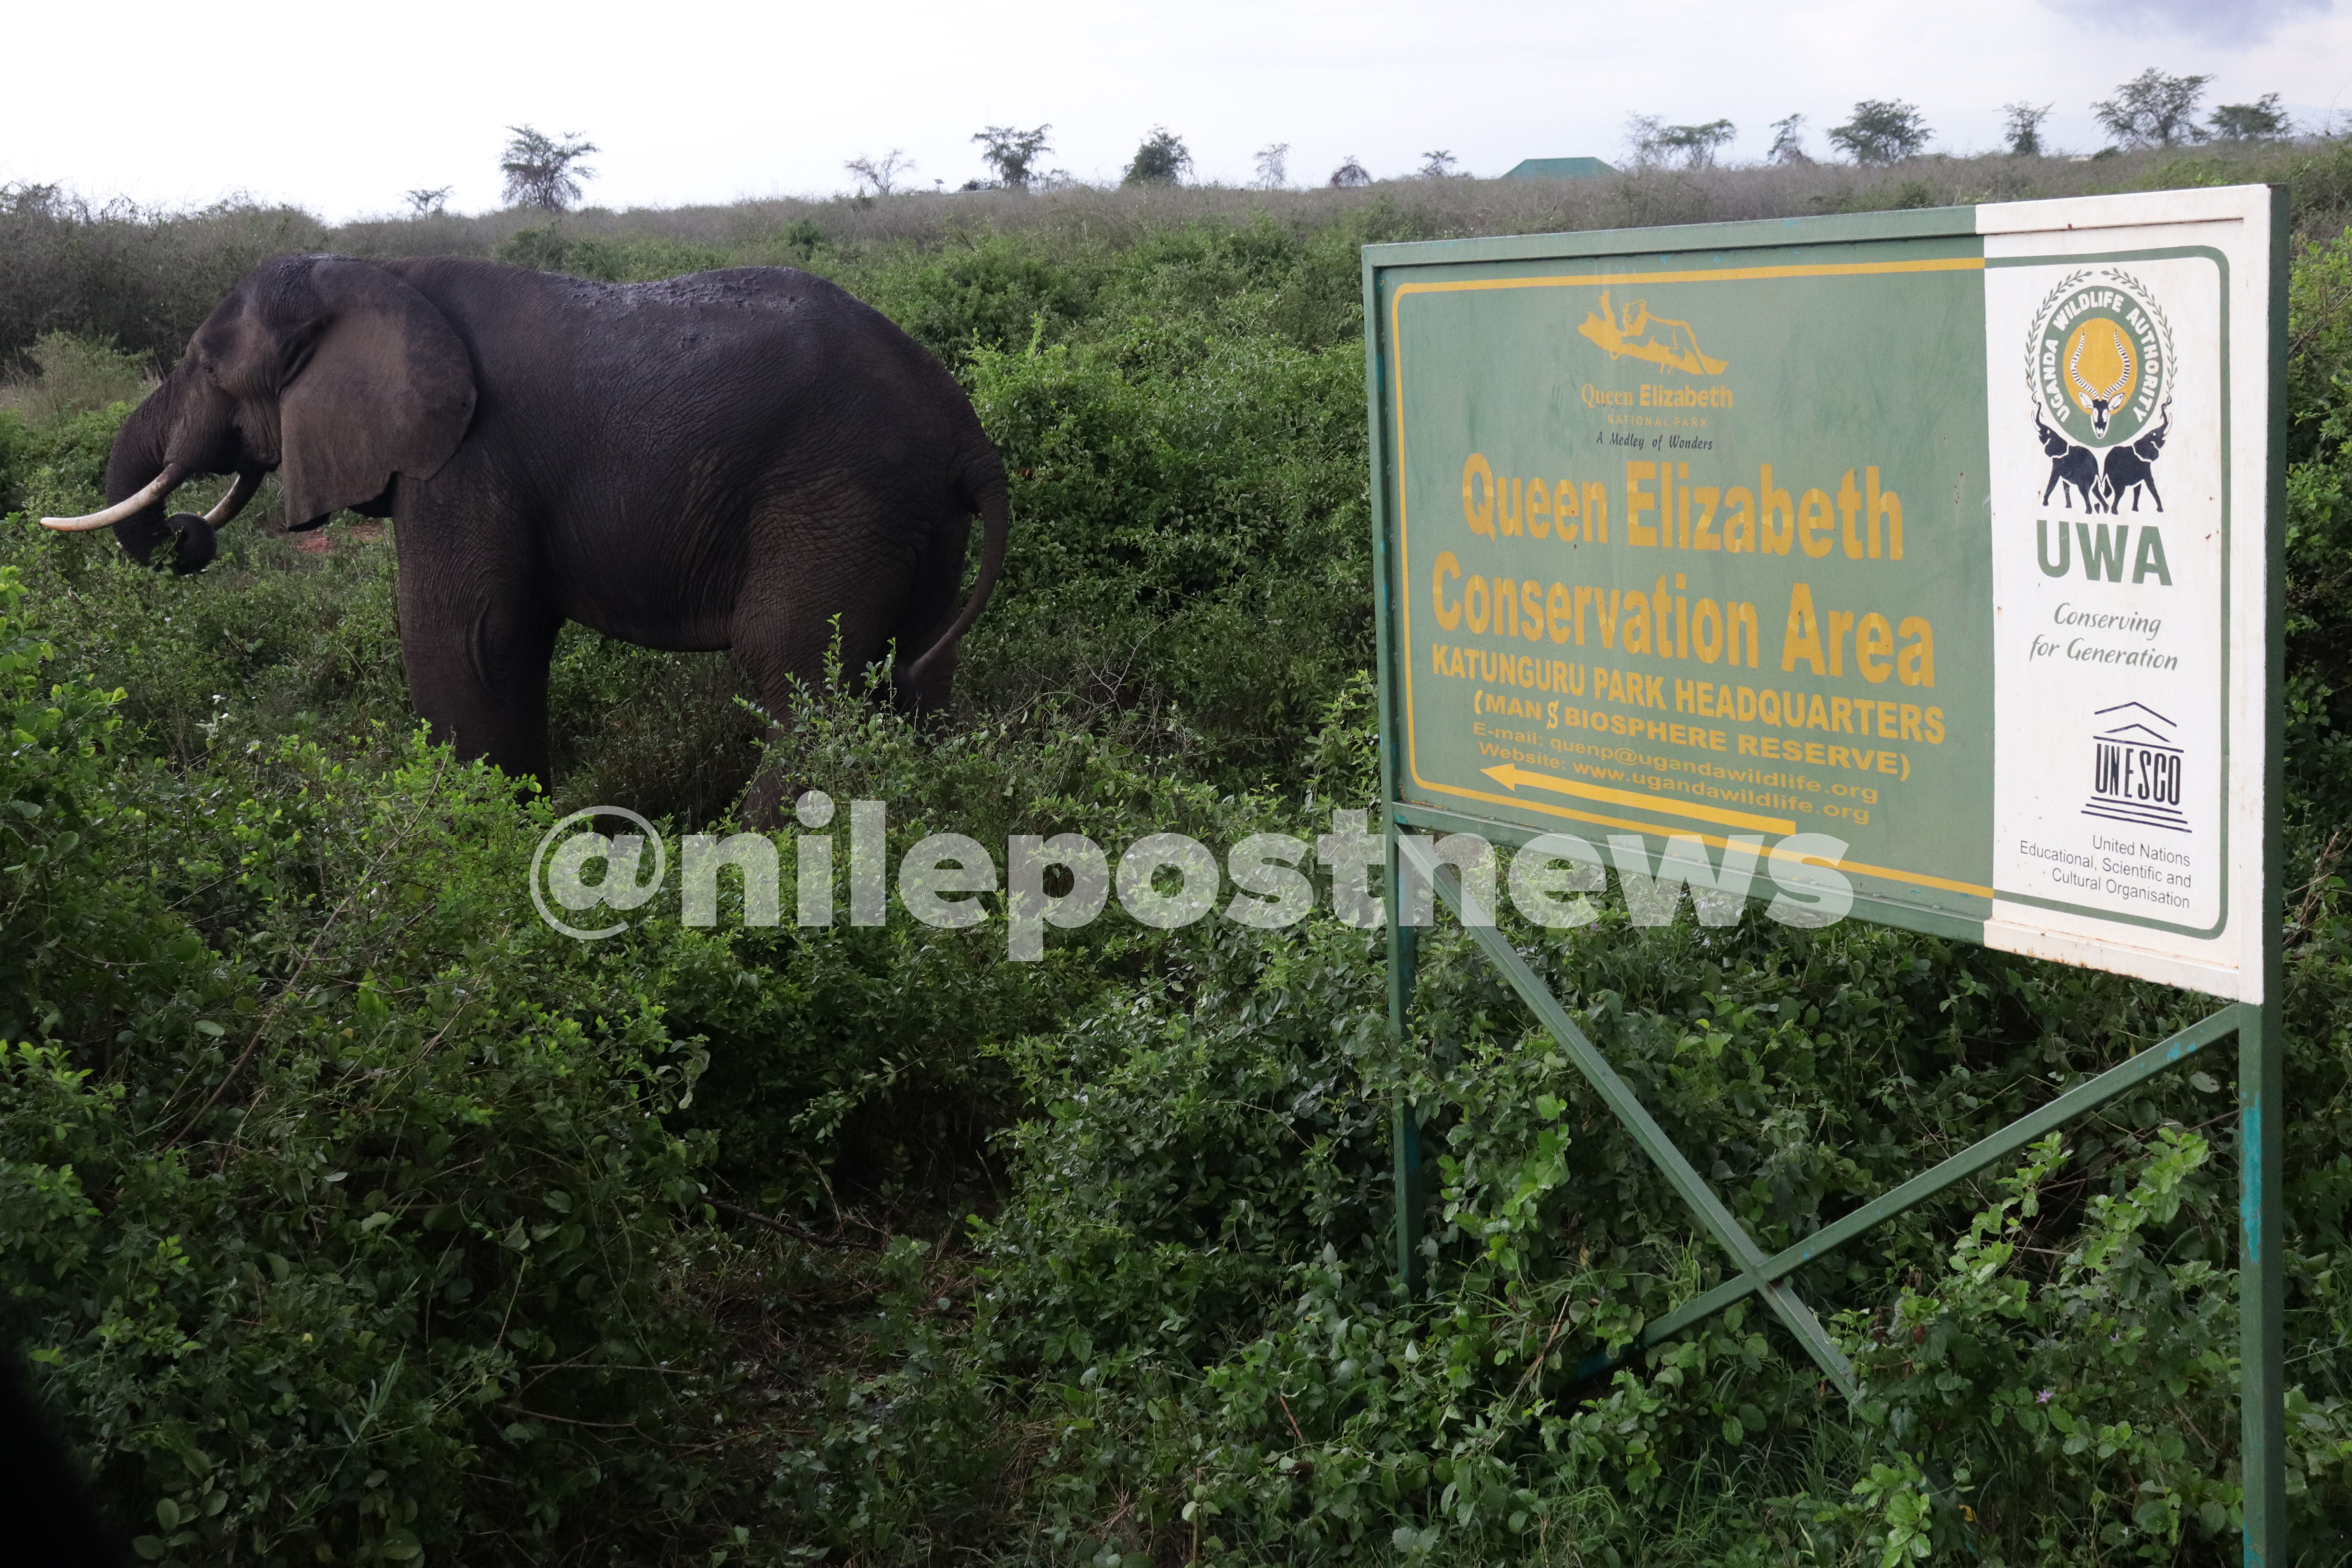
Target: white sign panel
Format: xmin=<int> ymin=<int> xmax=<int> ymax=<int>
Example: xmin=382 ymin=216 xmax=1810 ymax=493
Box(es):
xmin=1982 ymin=187 xmax=2274 ymax=1000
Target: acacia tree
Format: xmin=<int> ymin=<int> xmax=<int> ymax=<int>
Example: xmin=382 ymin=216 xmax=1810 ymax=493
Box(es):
xmin=972 ymin=125 xmax=1052 ymax=190
xmin=1767 ymin=114 xmax=1811 ymax=165
xmin=1328 ymin=155 xmax=1370 ymax=188
xmin=844 ymin=150 xmax=914 ymax=196
xmin=2004 ymin=102 xmax=2053 ymax=156
xmin=1660 ymin=119 xmax=1735 ymax=169
xmin=2092 ymin=69 xmax=2212 ymax=149
xmin=1624 ymin=114 xmax=1667 ymax=167
xmin=1628 ymin=116 xmax=1736 ymax=171
xmin=2212 ymin=93 xmax=2291 ymax=142
xmin=1252 ymin=143 xmax=1290 ymax=189
xmin=500 ymin=126 xmax=598 ymax=211
xmin=1123 ymin=128 xmax=1192 ymax=186
xmin=404 ymin=187 xmax=451 ymax=217
xmin=1418 ymin=150 xmax=1460 ymax=178
xmin=1828 ymin=100 xmax=1930 ymax=164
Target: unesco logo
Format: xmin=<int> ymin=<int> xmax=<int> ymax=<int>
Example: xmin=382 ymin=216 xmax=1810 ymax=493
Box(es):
xmin=2082 ymin=701 xmax=2187 ymax=833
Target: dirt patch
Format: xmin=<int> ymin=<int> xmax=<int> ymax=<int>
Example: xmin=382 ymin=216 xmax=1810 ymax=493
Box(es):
xmin=290 ymin=522 xmax=385 ymax=555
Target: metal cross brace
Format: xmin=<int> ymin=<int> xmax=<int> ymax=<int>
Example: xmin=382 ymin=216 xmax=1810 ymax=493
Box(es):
xmin=1392 ymin=832 xmax=2240 ymax=1403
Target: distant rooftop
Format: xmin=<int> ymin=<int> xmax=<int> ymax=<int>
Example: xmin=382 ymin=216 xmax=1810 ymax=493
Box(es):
xmin=1502 ymin=157 xmax=1617 ymax=181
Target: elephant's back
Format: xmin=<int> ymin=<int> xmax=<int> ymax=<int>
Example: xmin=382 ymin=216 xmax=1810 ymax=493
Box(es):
xmin=621 ymin=265 xmax=846 ymax=312
xmin=622 ymin=267 xmax=941 ymax=371
xmin=390 ymin=257 xmax=959 ymax=403
xmin=390 ymin=254 xmax=985 ymax=492
xmin=608 ymin=267 xmax=972 ymax=436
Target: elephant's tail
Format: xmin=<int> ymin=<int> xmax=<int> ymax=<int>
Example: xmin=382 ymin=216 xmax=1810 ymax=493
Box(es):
xmin=904 ymin=447 xmax=1010 ymax=689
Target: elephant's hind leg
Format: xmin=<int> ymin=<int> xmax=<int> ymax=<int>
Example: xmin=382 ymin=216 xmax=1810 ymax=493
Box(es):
xmin=889 ymin=512 xmax=976 ymax=717
xmin=727 ymin=564 xmax=904 ymax=826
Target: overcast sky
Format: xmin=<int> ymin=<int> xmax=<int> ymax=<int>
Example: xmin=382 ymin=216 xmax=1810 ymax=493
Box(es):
xmin=4 ymin=0 xmax=2346 ymax=221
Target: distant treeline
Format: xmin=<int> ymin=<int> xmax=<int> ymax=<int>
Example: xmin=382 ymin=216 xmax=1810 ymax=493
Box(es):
xmin=4 ymin=138 xmax=2346 ymax=371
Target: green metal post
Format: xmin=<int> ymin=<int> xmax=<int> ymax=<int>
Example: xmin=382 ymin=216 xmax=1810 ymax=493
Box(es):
xmin=2241 ymin=1003 xmax=2285 ymax=1563
xmin=1590 ymin=1005 xmax=2243 ymax=1377
xmin=1363 ymin=247 xmax=1424 ymax=1301
xmin=2242 ymin=181 xmax=2290 ymax=1568
xmin=1387 ymin=822 xmax=1423 ymax=1296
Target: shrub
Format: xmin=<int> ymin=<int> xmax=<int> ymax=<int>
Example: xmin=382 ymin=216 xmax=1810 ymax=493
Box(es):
xmin=0 ymin=561 xmax=757 ymax=1559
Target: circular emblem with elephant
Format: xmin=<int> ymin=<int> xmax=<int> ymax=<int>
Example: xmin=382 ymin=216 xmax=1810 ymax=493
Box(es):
xmin=2027 ymin=267 xmax=2173 ymax=451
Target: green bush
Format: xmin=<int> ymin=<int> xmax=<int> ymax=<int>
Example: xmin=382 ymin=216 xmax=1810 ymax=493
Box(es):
xmin=0 ymin=185 xmax=327 ymax=371
xmin=0 ymin=563 xmax=751 ymax=1560
xmin=966 ymin=892 xmax=2352 ymax=1563
xmin=958 ymin=314 xmax=1370 ymax=786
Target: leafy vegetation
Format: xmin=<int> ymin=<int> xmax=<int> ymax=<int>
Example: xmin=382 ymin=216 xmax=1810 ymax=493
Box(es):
xmin=1828 ymin=102 xmax=1933 ymax=167
xmin=2093 ymin=72 xmax=2216 ymax=153
xmin=4 ymin=143 xmax=2352 ymax=1564
xmin=499 ymin=126 xmax=600 ymax=214
xmin=1123 ymin=130 xmax=1195 ymax=188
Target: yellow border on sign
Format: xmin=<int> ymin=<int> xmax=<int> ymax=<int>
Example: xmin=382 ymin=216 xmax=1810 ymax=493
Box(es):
xmin=1431 ymin=784 xmax=1998 ymax=900
xmin=1389 ymin=256 xmax=1994 ymax=902
xmin=1490 ymin=768 xmax=1798 ymax=835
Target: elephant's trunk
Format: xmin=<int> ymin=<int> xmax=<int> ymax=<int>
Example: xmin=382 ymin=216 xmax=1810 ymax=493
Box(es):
xmin=39 ymin=377 xmax=187 ymax=535
xmin=47 ymin=373 xmax=234 ymax=572
xmin=40 ymin=463 xmax=187 ymax=530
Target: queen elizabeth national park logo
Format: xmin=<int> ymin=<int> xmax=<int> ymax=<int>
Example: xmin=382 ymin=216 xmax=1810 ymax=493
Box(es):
xmin=2026 ymin=267 xmax=2176 ymax=514
xmin=1578 ymin=290 xmax=1728 ymax=376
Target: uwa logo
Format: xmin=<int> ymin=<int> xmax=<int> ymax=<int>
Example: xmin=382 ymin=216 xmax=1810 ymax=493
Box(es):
xmin=2025 ymin=267 xmax=2176 ymax=517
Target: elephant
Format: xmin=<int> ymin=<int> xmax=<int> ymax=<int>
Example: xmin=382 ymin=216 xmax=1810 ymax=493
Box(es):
xmin=2099 ymin=405 xmax=2170 ymax=513
xmin=42 ymin=252 xmax=1009 ymax=801
xmin=2034 ymin=409 xmax=2102 ymax=512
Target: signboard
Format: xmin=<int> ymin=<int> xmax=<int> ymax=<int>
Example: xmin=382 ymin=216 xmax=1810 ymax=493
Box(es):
xmin=1366 ymin=187 xmax=2279 ymax=1002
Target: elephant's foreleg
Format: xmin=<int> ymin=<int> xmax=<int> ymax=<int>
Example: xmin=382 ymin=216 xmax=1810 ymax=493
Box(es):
xmin=397 ymin=568 xmax=561 ymax=790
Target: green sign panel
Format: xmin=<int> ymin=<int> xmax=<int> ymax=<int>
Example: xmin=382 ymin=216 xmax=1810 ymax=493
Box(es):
xmin=1367 ymin=190 xmax=2279 ymax=1003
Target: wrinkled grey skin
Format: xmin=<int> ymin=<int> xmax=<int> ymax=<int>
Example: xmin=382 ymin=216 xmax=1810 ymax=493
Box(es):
xmin=97 ymin=253 xmax=1009 ymax=793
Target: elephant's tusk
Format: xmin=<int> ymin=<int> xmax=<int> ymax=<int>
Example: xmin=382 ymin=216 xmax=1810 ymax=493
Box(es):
xmin=201 ymin=470 xmax=263 ymax=527
xmin=40 ymin=466 xmax=187 ymax=531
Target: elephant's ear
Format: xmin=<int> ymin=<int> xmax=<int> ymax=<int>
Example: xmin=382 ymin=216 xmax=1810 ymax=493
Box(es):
xmin=279 ymin=259 xmax=476 ymax=529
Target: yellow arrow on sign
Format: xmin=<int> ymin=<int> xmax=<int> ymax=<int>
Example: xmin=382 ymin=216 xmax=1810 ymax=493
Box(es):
xmin=1480 ymin=763 xmax=1796 ymax=836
